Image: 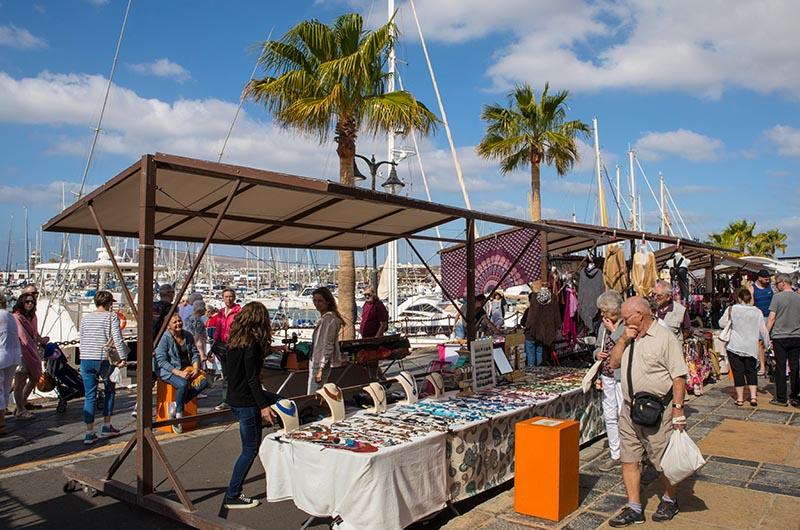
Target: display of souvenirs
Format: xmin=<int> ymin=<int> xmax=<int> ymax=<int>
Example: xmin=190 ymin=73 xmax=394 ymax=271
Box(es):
xmin=278 ymin=366 xmax=588 ymax=454
xmin=684 ymin=337 xmax=713 ymax=395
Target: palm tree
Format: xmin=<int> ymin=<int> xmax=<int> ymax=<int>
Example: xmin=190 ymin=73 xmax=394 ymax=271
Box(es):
xmin=750 ymin=229 xmax=788 ymax=257
xmin=708 ymin=219 xmax=756 ymax=255
xmin=477 ymin=83 xmax=590 ymax=220
xmin=246 ymin=13 xmax=437 ymax=338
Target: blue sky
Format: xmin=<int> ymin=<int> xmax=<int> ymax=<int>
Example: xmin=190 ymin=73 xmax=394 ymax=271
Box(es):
xmin=0 ymin=0 xmax=799 ymax=269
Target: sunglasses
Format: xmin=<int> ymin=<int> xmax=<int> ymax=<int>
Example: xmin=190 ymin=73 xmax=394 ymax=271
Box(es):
xmin=23 ymin=299 xmax=35 ymax=304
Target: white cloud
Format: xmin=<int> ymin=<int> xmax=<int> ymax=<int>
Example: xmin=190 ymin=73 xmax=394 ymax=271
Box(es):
xmin=86 ymin=0 xmax=109 ymax=5
xmin=130 ymin=58 xmax=191 ymax=82
xmin=0 ymin=24 xmax=47 ymax=49
xmin=475 ymin=199 xmax=528 ymax=220
xmin=765 ymin=125 xmax=800 ymax=157
xmin=634 ymin=129 xmax=724 ymax=162
xmin=477 ymin=1 xmax=800 ymax=98
xmin=543 ymin=179 xmax=592 ymax=197
xmin=0 ymin=180 xmax=90 ymax=206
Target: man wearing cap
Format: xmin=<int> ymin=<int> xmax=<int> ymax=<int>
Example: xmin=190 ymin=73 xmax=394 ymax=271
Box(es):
xmin=749 ymin=270 xmax=774 ymax=375
xmin=767 ymin=274 xmax=800 ymax=407
xmin=607 ymin=296 xmax=688 ymax=526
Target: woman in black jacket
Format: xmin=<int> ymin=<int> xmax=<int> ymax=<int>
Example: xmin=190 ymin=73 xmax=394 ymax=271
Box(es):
xmin=222 ymin=301 xmax=278 ymax=510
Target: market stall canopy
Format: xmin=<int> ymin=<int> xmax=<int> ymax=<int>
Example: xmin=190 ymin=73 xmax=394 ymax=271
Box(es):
xmin=43 ymin=153 xmax=574 ymax=252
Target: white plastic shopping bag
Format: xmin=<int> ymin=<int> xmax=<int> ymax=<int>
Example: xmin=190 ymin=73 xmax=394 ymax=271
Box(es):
xmin=661 ymin=430 xmax=706 ymax=485
xmin=109 ymin=367 xmax=122 ymax=385
xmin=581 ymin=360 xmax=602 ymax=393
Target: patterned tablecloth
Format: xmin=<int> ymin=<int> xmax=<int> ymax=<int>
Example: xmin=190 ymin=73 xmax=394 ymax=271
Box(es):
xmin=259 ymin=367 xmax=603 ymax=529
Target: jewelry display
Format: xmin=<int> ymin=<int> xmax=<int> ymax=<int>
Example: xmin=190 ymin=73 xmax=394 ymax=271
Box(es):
xmin=425 ymin=372 xmax=444 ymax=398
xmin=393 ymin=371 xmax=418 ymax=405
xmin=271 ymin=398 xmax=300 ymax=434
xmin=363 ymin=382 xmax=388 ymax=413
xmin=316 ymin=383 xmax=346 ymax=423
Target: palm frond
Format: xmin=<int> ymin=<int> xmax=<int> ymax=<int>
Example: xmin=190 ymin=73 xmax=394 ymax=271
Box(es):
xmin=360 ymin=91 xmax=438 ymax=137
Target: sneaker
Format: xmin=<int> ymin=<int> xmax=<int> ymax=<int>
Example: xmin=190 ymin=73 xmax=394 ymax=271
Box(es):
xmin=172 ymin=413 xmax=183 ymax=434
xmin=83 ymin=432 xmax=98 ymax=446
xmin=598 ymin=458 xmax=621 ymax=472
xmin=769 ymin=399 xmax=788 ymax=407
xmin=223 ymin=494 xmax=260 ymax=510
xmin=790 ymin=399 xmax=800 ymax=409
xmin=100 ymin=424 xmax=121 ymax=438
xmin=214 ymin=403 xmax=230 ymax=411
xmin=609 ymin=506 xmax=645 ymax=527
xmin=198 ymin=393 xmax=208 ymax=399
xmin=652 ymin=499 xmax=679 ymax=522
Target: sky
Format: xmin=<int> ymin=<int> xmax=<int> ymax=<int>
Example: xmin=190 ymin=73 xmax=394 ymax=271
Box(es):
xmin=0 ymin=0 xmax=799 ymax=270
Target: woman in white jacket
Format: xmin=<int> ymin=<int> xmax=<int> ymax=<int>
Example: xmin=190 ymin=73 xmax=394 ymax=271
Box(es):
xmin=719 ymin=287 xmax=769 ymax=406
xmin=308 ymin=287 xmax=345 ymax=394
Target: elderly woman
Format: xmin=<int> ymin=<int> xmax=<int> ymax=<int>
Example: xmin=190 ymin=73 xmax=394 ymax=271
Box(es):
xmin=720 ymin=288 xmax=769 ymax=406
xmin=594 ymin=290 xmax=626 ymax=472
xmin=155 ymin=314 xmax=209 ymax=433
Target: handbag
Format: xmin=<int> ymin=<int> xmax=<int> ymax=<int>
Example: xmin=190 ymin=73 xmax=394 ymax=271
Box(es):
xmin=627 ymin=340 xmax=673 ymax=427
xmin=718 ymin=306 xmax=733 ymax=343
xmin=103 ymin=313 xmax=128 ymax=364
xmin=37 ymin=371 xmax=56 ymax=392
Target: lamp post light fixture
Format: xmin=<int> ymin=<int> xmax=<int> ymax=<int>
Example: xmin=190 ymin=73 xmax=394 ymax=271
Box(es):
xmin=381 ymin=165 xmax=405 ymax=195
xmin=354 ymin=154 xmax=398 ymax=291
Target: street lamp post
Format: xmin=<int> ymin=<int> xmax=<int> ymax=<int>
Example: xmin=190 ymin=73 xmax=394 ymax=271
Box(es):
xmin=354 ymin=154 xmax=397 ymax=291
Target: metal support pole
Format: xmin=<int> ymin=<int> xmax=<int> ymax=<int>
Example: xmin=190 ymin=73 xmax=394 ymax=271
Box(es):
xmin=465 ymin=219 xmax=476 ymax=343
xmin=136 ymin=154 xmax=156 ymax=498
xmin=87 ymin=202 xmax=138 ymax=315
xmin=403 ymin=238 xmax=466 ymax=322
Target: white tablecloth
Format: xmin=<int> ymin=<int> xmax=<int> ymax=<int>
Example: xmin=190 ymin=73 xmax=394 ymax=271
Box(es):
xmin=260 ymin=430 xmax=448 ymax=530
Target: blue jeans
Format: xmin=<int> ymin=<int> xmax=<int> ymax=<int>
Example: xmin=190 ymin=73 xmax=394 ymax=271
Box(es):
xmin=163 ymin=372 xmax=209 ymax=414
xmin=525 ymin=339 xmax=544 ymax=367
xmin=227 ymin=405 xmax=263 ymax=499
xmin=80 ymin=359 xmax=115 ymax=424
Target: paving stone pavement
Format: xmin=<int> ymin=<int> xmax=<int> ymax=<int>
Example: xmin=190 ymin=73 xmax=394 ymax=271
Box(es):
xmin=441 ymin=377 xmax=800 ymax=530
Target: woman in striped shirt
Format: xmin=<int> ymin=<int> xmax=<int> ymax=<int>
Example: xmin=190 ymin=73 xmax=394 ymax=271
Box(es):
xmin=78 ymin=290 xmax=127 ymax=445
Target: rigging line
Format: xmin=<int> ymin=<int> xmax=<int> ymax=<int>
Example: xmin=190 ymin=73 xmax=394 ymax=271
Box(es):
xmin=218 ymin=26 xmax=275 ymax=163
xmin=634 ymin=157 xmax=673 ymax=236
xmin=601 ymin=165 xmax=629 ymax=230
xmin=664 ymin=183 xmax=694 ymax=240
xmin=396 ymin=69 xmax=443 ymax=250
xmin=407 ymin=0 xmax=475 ymax=223
xmin=77 ymin=0 xmax=132 ymax=199
xmin=582 ymin=167 xmax=596 ymax=223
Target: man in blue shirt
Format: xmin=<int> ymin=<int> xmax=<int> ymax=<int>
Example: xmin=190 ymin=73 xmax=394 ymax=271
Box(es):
xmin=750 ymin=269 xmax=774 ymax=374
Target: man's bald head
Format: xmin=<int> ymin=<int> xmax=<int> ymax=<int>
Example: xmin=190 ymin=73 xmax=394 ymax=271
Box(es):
xmin=621 ymin=296 xmax=653 ymax=338
xmin=623 ymin=296 xmax=651 ymax=314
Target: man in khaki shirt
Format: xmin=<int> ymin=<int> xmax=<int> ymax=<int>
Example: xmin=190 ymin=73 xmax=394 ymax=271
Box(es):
xmin=607 ymin=297 xmax=689 ymax=527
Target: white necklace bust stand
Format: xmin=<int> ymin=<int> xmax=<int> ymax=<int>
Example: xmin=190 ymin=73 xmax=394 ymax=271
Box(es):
xmin=362 ymin=382 xmax=388 ymax=413
xmin=316 ymin=383 xmax=346 ymax=423
xmin=425 ymin=372 xmax=445 ymax=398
xmin=393 ymin=371 xmax=418 ymax=405
xmin=271 ymin=398 xmax=300 ymax=434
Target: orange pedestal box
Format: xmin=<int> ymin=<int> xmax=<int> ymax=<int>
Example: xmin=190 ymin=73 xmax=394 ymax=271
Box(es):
xmin=514 ymin=416 xmax=579 ymax=522
xmin=155 ymin=380 xmax=198 ymax=433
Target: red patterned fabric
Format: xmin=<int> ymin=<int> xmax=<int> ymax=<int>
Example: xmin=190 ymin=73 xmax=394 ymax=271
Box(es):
xmin=440 ymin=228 xmax=542 ymax=299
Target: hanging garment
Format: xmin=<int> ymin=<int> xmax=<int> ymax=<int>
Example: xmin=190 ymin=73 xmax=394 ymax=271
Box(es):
xmin=684 ymin=338 xmax=712 ymax=394
xmin=577 ymin=266 xmax=604 ymax=329
xmin=524 ymin=288 xmax=562 ymax=347
xmin=562 ymin=286 xmax=579 ymax=348
xmin=603 ymin=245 xmax=629 ymax=293
xmin=632 ymin=250 xmax=658 ymax=297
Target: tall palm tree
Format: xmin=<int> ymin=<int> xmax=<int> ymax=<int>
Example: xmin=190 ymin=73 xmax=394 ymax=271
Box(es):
xmin=708 ymin=219 xmax=756 ymax=255
xmin=477 ymin=83 xmax=590 ymax=220
xmin=246 ymin=13 xmax=437 ymax=338
xmin=750 ymin=229 xmax=788 ymax=257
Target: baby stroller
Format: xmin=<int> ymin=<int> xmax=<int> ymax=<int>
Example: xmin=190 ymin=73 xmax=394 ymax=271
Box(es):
xmin=44 ymin=345 xmax=103 ymax=414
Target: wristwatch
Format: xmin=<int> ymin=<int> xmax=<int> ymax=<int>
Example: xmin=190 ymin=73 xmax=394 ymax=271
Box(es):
xmin=672 ymin=403 xmax=684 ymax=409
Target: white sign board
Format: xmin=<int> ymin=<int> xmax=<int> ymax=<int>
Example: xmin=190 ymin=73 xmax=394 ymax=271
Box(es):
xmin=471 ymin=337 xmax=496 ymax=392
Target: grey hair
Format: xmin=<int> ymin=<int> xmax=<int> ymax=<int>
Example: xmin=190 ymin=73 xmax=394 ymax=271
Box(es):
xmin=776 ymin=273 xmax=793 ymax=286
xmin=192 ymin=299 xmax=206 ymax=315
xmin=596 ymin=290 xmax=623 ymax=315
xmin=654 ymin=280 xmax=671 ymax=293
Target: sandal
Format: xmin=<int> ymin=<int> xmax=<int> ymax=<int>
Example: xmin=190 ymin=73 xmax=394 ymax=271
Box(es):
xmin=14 ymin=410 xmax=35 ymax=420
xmin=734 ymin=400 xmax=744 ymax=407
xmin=750 ymin=399 xmax=758 ymax=407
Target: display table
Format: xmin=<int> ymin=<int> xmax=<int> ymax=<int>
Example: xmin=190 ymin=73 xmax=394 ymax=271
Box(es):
xmin=259 ymin=367 xmax=604 ymax=530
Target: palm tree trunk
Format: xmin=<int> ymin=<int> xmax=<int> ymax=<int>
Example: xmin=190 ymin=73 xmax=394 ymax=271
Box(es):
xmin=530 ymin=156 xmax=542 ymax=221
xmin=335 ymin=118 xmax=357 ymax=339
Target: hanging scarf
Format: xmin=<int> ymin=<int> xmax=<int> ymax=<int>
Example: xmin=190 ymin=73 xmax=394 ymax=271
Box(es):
xmin=14 ymin=312 xmax=43 ymax=380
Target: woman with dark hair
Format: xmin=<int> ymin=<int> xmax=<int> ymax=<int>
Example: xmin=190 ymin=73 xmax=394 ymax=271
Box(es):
xmin=309 ymin=287 xmax=345 ymax=394
xmin=78 ymin=290 xmax=128 ymax=444
xmin=12 ymin=293 xmax=46 ymax=420
xmin=223 ymin=301 xmax=279 ymax=510
xmin=719 ymin=287 xmax=769 ymax=406
xmin=155 ymin=313 xmax=208 ymax=434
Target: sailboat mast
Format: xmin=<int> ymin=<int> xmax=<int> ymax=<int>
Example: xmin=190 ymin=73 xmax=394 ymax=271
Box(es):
xmin=615 ymin=165 xmax=621 ymax=229
xmin=593 ymin=117 xmax=607 ymax=227
xmin=659 ymin=172 xmax=666 ymax=238
xmin=24 ymin=206 xmax=29 ymax=279
xmin=387 ymin=0 xmax=398 ymax=323
xmin=628 ymin=149 xmax=637 ymax=231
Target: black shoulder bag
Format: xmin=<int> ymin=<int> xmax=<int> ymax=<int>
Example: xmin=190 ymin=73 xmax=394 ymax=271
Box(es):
xmin=627 ymin=340 xmax=673 ymax=427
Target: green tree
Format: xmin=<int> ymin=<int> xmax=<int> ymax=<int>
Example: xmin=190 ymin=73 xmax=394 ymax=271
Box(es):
xmin=708 ymin=219 xmax=756 ymax=255
xmin=750 ymin=229 xmax=788 ymax=257
xmin=477 ymin=83 xmax=590 ymax=220
xmin=246 ymin=13 xmax=437 ymax=338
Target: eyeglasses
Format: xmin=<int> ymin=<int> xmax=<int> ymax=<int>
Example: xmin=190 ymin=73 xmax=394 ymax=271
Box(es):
xmin=23 ymin=300 xmax=35 ymax=305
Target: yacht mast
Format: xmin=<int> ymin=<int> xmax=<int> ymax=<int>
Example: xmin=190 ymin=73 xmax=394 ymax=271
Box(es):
xmin=615 ymin=165 xmax=622 ymax=229
xmin=387 ymin=0 xmax=398 ymax=323
xmin=628 ymin=149 xmax=637 ymax=231
xmin=592 ymin=117 xmax=608 ymax=227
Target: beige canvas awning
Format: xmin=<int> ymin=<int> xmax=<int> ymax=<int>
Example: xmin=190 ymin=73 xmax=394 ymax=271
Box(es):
xmin=43 ymin=153 xmax=569 ymax=251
